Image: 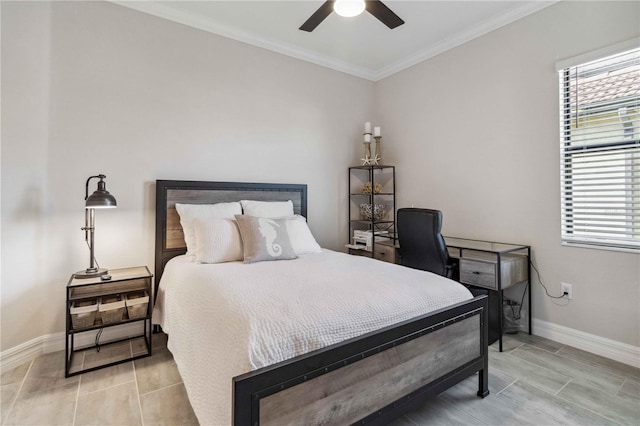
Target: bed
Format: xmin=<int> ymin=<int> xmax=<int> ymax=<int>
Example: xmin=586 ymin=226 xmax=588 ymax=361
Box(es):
xmin=153 ymin=179 xmax=489 ymax=426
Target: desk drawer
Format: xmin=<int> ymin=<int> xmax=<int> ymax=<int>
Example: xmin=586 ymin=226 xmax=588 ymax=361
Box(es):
xmin=460 ymin=254 xmax=528 ymax=290
xmin=373 ymin=244 xmax=396 ymax=263
xmin=460 ymin=259 xmax=497 ymax=289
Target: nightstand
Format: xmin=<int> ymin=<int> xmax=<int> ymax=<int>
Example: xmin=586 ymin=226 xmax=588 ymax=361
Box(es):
xmin=65 ymin=266 xmax=153 ymax=377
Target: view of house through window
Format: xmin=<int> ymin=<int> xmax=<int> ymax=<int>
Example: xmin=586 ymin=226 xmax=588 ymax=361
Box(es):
xmin=559 ymin=45 xmax=639 ymax=251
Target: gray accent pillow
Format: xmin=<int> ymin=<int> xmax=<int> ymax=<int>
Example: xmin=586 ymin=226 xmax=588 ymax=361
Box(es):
xmin=235 ymin=215 xmax=298 ymax=264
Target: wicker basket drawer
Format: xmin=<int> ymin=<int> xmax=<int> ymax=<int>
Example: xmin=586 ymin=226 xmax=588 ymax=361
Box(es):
xmin=460 ymin=259 xmax=497 ymax=289
xmin=99 ymin=295 xmax=126 ymax=324
xmin=70 ymin=299 xmax=98 ymax=329
xmin=125 ymin=291 xmax=149 ymax=320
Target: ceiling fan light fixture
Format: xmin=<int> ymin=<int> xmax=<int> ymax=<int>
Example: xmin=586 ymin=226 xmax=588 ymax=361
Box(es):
xmin=333 ymin=0 xmax=366 ymax=18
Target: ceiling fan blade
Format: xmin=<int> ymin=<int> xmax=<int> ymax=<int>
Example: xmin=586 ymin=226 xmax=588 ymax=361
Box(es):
xmin=299 ymin=1 xmax=334 ymax=32
xmin=365 ymin=0 xmax=404 ymax=29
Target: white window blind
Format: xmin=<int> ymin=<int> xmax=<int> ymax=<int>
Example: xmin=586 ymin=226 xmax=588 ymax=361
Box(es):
xmin=559 ymin=46 xmax=640 ymax=251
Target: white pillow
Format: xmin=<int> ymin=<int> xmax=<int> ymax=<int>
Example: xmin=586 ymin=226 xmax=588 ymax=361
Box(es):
xmin=285 ymin=215 xmax=322 ymax=255
xmin=175 ymin=202 xmax=242 ymax=257
xmin=240 ymin=200 xmax=294 ymax=218
xmin=193 ymin=218 xmax=243 ymax=264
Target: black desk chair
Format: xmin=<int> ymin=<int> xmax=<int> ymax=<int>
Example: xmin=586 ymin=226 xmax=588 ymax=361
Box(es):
xmin=397 ymin=208 xmax=458 ymax=280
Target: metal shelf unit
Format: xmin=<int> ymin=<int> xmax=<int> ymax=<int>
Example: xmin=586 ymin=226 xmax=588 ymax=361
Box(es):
xmin=348 ymin=165 xmax=396 ymax=262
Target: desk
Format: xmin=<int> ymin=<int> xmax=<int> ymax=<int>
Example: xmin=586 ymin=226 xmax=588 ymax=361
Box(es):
xmin=352 ymin=237 xmax=531 ymax=352
xmin=444 ymin=237 xmax=531 ymax=352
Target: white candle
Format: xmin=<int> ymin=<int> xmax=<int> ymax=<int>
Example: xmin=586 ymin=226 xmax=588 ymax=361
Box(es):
xmin=365 ymin=122 xmax=371 ymax=133
xmin=374 ymin=126 xmax=381 ymax=137
xmin=364 ymin=133 xmax=371 ymax=142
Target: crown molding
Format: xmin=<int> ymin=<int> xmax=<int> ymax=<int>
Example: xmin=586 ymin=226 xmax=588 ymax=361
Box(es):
xmin=373 ymin=1 xmax=557 ymax=80
xmin=108 ymin=1 xmax=377 ymax=81
xmin=109 ymin=1 xmax=557 ymax=82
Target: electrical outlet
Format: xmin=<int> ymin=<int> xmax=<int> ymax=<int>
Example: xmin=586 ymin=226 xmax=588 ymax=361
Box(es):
xmin=561 ymin=282 xmax=573 ymax=300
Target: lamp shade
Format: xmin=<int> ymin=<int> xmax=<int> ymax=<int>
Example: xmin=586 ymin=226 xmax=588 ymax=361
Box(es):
xmin=85 ymin=177 xmax=117 ymax=209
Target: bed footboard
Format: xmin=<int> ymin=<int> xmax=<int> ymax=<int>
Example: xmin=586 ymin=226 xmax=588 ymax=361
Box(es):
xmin=233 ymin=295 xmax=489 ymax=425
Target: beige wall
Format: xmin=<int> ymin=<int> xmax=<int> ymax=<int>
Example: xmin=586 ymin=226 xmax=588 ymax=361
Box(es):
xmin=374 ymin=1 xmax=640 ymax=346
xmin=2 ymin=0 xmax=639 ymax=354
xmin=1 ymin=1 xmax=373 ymax=351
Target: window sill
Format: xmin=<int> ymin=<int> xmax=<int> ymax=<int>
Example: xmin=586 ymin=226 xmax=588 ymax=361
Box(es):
xmin=562 ymin=241 xmax=640 ymax=254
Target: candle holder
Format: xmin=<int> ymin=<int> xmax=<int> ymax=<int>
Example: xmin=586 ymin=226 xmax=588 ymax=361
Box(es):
xmin=361 ymin=141 xmax=372 ymax=166
xmin=373 ymin=136 xmax=382 ymax=165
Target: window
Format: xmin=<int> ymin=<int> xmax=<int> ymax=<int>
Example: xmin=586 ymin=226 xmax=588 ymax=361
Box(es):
xmin=558 ymin=44 xmax=639 ymax=251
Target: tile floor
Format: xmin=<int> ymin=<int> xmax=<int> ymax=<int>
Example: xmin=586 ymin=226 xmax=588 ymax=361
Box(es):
xmin=1 ymin=332 xmax=639 ymax=425
xmin=1 ymin=333 xmax=197 ymax=426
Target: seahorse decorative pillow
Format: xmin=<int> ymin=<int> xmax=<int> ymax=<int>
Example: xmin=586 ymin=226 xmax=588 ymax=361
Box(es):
xmin=234 ymin=215 xmax=298 ymax=264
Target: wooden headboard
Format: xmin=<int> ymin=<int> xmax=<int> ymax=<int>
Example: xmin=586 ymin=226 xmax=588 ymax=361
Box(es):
xmin=154 ymin=180 xmax=307 ymax=297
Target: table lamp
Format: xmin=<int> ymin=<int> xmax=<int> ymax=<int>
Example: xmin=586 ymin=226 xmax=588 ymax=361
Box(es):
xmin=74 ymin=174 xmax=117 ymax=279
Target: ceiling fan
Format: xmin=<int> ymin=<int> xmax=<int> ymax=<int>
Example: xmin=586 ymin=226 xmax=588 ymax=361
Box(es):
xmin=299 ymin=0 xmax=405 ymax=32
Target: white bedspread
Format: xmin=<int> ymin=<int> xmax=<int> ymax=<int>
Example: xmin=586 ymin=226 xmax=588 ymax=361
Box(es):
xmin=153 ymin=250 xmax=472 ymax=426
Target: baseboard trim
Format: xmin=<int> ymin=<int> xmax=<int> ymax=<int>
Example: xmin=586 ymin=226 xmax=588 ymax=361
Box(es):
xmin=1 ymin=323 xmax=145 ymax=374
xmin=0 ymin=336 xmax=44 ymax=375
xmin=3 ymin=320 xmax=638 ymax=373
xmin=532 ymin=318 xmax=640 ymax=368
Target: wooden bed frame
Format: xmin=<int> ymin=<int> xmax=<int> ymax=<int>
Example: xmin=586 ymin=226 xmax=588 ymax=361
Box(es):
xmin=154 ymin=179 xmax=489 ymax=426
